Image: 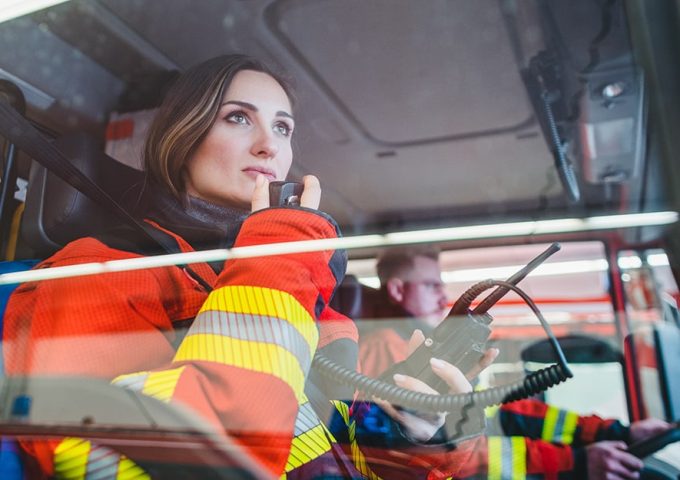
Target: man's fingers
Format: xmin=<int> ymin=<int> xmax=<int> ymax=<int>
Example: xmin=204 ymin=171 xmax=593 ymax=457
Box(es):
xmin=407 ymin=329 xmax=425 ymax=356
xmin=250 ymin=174 xmax=270 ymax=212
xmin=429 ymin=358 xmax=472 ymax=394
xmin=465 ymin=347 xmax=499 ymax=381
xmin=300 ymin=175 xmax=321 ymax=209
xmin=607 ymin=447 xmax=644 ymax=479
xmin=587 ymin=441 xmax=644 ymax=480
xmin=629 ymin=418 xmax=672 ymax=443
xmin=614 ymin=451 xmax=644 ymax=473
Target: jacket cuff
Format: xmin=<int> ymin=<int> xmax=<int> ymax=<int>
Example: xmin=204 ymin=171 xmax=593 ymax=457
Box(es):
xmin=222 ymin=207 xmax=347 ymax=313
xmin=595 ymin=420 xmax=630 ymax=443
xmin=572 ymin=446 xmax=588 ymax=479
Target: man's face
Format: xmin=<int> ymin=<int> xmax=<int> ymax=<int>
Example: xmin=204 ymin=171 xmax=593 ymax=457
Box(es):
xmin=390 ymin=255 xmax=449 ymax=328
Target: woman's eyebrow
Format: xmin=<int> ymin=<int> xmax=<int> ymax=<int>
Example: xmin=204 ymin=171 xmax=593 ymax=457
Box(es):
xmin=222 ymin=100 xmax=293 ymax=120
xmin=222 ymin=100 xmax=256 ymax=110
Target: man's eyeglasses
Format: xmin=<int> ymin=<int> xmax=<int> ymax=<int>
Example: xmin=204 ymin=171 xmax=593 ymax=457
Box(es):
xmin=404 ymin=280 xmax=445 ymax=291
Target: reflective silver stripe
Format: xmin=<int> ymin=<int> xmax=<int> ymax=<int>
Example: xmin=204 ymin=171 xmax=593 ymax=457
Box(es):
xmin=85 ymin=445 xmax=120 ymax=480
xmin=501 ymin=437 xmax=515 ymax=479
xmin=294 ymin=401 xmax=320 ymax=436
xmin=553 ymin=409 xmax=567 ymax=442
xmin=111 ymin=372 xmax=148 ymax=392
xmin=489 ymin=437 xmax=527 ymax=480
xmin=189 ymin=310 xmax=312 ymax=365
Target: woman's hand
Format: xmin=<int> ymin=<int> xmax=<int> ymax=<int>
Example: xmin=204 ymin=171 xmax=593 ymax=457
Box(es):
xmin=374 ymin=329 xmax=498 ymax=442
xmin=408 ymin=328 xmax=500 ymax=381
xmin=251 ymin=174 xmax=321 ymax=212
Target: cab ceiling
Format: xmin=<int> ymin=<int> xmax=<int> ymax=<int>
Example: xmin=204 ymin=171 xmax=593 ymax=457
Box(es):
xmin=0 ymin=0 xmax=620 ymax=234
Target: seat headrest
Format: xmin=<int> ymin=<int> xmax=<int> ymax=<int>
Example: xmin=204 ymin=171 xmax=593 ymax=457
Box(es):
xmin=329 ymin=274 xmax=385 ymax=322
xmin=21 ymin=132 xmax=145 ymax=257
xmin=330 ymin=274 xmax=364 ymax=320
xmin=521 ymin=334 xmax=622 ymax=364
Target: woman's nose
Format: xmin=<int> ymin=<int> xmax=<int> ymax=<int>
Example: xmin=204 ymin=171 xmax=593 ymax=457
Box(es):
xmin=251 ymin=128 xmax=279 ymax=159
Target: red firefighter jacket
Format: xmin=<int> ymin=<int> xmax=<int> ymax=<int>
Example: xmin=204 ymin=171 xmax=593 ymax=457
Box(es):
xmin=4 ymin=207 xmax=481 ymax=480
xmin=358 ymin=303 xmax=631 ymax=479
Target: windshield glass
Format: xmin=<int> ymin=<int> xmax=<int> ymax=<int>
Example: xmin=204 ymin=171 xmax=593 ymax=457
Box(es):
xmin=0 ymin=1 xmax=678 ymax=479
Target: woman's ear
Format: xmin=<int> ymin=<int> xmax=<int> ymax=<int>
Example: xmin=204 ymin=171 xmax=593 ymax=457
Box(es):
xmin=386 ymin=278 xmax=405 ymax=304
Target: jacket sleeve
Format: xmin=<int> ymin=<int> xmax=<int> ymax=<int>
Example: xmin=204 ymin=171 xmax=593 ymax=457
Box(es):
xmin=456 ymin=435 xmax=587 ymax=480
xmin=112 ymin=207 xmax=346 ymax=477
xmin=328 ymin=400 xmax=486 ymax=480
xmin=2 ymin=238 xmax=206 ymax=379
xmin=489 ymin=399 xmax=630 ymax=446
xmin=3 ymin=239 xmax=213 ymax=477
xmin=330 ymin=402 xmax=588 ymax=480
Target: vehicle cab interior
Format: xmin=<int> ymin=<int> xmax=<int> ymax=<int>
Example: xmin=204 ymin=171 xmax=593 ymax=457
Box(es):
xmin=0 ymin=0 xmax=679 ymax=478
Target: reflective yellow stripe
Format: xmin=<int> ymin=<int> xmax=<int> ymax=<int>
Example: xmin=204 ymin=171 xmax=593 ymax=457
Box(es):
xmin=116 ymin=457 xmax=151 ymax=479
xmin=334 ymin=400 xmax=350 ymax=424
xmin=485 ymin=404 xmax=501 ymax=419
xmin=54 ymin=438 xmax=90 ymax=479
xmin=284 ymin=395 xmax=334 ymax=473
xmin=200 ymin=286 xmax=317 ymax=351
xmin=285 ymin=425 xmax=332 ymax=471
xmin=510 ymin=436 xmax=527 ymax=480
xmin=542 ymin=406 xmax=559 ymax=442
xmin=488 ymin=436 xmax=527 ymax=480
xmin=142 ymin=366 xmax=186 ymax=402
xmin=175 ymin=334 xmax=306 ymax=401
xmin=561 ymin=411 xmax=579 ymax=444
xmin=53 ymin=438 xmax=150 ymax=480
xmin=542 ymin=405 xmax=579 ymax=444
xmin=331 ymin=401 xmax=382 ymax=480
xmin=488 ymin=436 xmax=503 ymax=480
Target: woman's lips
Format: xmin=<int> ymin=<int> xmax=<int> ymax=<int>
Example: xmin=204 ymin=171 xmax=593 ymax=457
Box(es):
xmin=242 ymin=167 xmax=276 ymax=181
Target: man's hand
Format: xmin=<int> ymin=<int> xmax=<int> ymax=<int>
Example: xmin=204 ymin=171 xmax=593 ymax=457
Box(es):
xmin=586 ymin=441 xmax=644 ymax=480
xmin=629 ymin=418 xmax=672 ymax=444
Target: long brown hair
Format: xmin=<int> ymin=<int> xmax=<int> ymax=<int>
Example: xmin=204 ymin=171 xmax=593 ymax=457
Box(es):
xmin=144 ymin=54 xmax=295 ymax=198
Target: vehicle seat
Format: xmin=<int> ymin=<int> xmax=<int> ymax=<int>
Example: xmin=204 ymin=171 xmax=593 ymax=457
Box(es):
xmin=0 ymin=132 xmax=143 ymax=479
xmin=329 ymin=274 xmax=364 ymax=319
xmin=625 ymin=324 xmax=680 ymax=422
xmin=522 ymin=335 xmax=626 ymax=416
xmin=521 ymin=334 xmax=622 ymax=364
xmin=20 ymin=131 xmax=145 ymax=257
xmin=329 ymin=274 xmax=385 ymax=321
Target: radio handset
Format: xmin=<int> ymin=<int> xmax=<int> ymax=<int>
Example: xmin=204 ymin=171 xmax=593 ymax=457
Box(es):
xmin=268 ymin=186 xmax=570 ymax=417
xmin=381 ymin=243 xmax=561 ymax=392
xmin=269 ymin=181 xmax=303 ymax=207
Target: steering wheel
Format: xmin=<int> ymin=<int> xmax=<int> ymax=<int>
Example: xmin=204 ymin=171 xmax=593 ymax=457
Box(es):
xmin=628 ymin=423 xmax=680 ymax=459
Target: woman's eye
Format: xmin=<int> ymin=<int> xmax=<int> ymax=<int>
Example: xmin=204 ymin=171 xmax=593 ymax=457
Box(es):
xmin=274 ymin=122 xmax=292 ymax=137
xmin=226 ymin=111 xmax=248 ymax=125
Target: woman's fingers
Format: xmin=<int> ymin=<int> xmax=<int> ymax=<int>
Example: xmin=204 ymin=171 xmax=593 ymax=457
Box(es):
xmin=382 ymin=373 xmax=445 ymax=441
xmin=250 ymin=174 xmax=270 ymax=212
xmin=371 ymin=373 xmax=437 ymax=419
xmin=300 ymin=175 xmax=321 ymax=209
xmin=393 ymin=373 xmax=439 ymax=395
xmin=429 ymin=358 xmax=473 ymax=394
xmin=464 ymin=347 xmax=499 ymax=381
xmin=407 ymin=329 xmax=425 ymax=356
